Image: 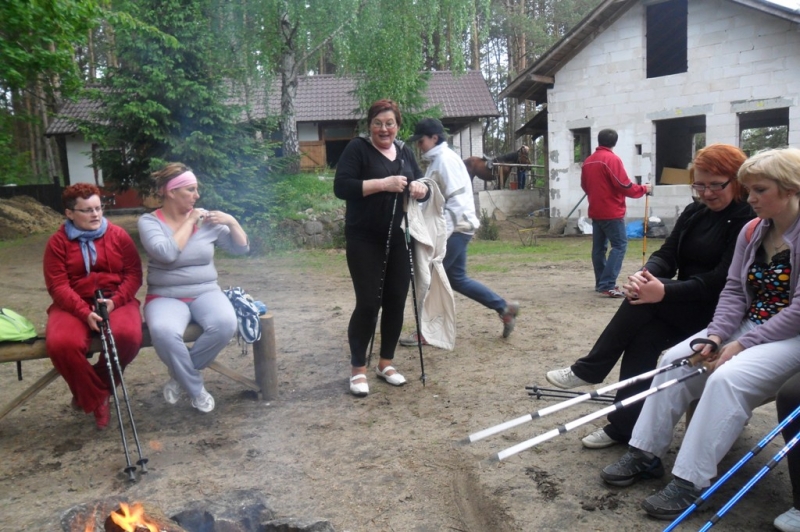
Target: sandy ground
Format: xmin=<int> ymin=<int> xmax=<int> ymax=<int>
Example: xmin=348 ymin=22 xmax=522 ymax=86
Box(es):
xmin=0 ymin=214 xmax=793 ymax=532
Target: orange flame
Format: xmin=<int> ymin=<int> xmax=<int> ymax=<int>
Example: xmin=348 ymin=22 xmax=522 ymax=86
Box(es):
xmin=110 ymin=502 xmax=159 ymax=532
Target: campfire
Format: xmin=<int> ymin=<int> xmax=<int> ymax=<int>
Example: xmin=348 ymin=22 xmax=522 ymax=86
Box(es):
xmin=59 ymin=489 xmax=335 ymax=532
xmin=106 ymin=503 xmax=160 ymax=532
xmin=79 ymin=502 xmax=186 ymax=532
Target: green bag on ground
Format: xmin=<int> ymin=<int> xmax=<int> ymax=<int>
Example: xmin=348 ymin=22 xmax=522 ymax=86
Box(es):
xmin=0 ymin=308 xmax=36 ymax=343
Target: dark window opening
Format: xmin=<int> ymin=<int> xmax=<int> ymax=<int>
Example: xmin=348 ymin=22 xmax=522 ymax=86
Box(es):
xmin=654 ymin=115 xmax=705 ymax=184
xmin=647 ymin=0 xmax=688 ymax=78
xmin=572 ymin=128 xmax=591 ymax=163
xmin=739 ymin=108 xmax=789 ymax=156
xmin=326 ymin=139 xmax=351 ymax=168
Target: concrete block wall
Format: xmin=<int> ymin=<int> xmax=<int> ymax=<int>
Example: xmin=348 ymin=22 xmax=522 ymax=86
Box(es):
xmin=546 ymin=0 xmax=800 ymax=227
xmin=477 ymin=189 xmax=547 ymax=219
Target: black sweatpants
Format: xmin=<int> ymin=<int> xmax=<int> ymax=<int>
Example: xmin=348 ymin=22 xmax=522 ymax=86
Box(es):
xmin=571 ymin=292 xmax=715 ymax=442
xmin=345 ymin=232 xmax=410 ymax=367
xmin=777 ymin=373 xmax=800 ymax=509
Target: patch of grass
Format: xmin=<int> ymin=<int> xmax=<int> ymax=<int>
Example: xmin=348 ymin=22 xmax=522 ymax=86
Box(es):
xmin=469 ymin=237 xmax=591 ymax=261
xmin=468 ymin=236 xmax=644 ymax=273
xmin=254 ymin=249 xmax=348 ymax=274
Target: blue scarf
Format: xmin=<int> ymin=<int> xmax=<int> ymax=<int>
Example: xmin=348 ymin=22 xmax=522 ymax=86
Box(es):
xmin=65 ymin=218 xmax=108 ymax=275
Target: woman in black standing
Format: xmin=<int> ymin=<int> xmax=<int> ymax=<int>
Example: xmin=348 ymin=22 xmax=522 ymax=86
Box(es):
xmin=334 ymin=99 xmax=429 ymax=397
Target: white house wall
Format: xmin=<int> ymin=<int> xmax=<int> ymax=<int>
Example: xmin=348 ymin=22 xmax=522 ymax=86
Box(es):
xmin=450 ymin=122 xmax=488 ymax=190
xmin=65 ymin=134 xmax=102 ymax=186
xmin=547 ymin=0 xmax=800 ymax=227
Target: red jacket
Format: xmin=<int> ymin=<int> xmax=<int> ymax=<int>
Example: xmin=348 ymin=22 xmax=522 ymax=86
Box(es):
xmin=580 ymin=146 xmax=647 ymax=220
xmin=43 ymin=221 xmax=143 ymax=322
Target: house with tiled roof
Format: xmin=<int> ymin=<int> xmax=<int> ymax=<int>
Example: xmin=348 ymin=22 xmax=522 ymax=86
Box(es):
xmin=500 ymin=0 xmax=800 ymax=230
xmin=235 ymin=70 xmax=499 ymax=169
xmin=46 ymin=70 xmax=498 ymax=194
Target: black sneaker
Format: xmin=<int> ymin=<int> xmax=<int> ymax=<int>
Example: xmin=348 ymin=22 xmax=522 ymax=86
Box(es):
xmin=600 ymin=447 xmax=665 ymax=487
xmin=641 ymin=478 xmax=702 ymax=520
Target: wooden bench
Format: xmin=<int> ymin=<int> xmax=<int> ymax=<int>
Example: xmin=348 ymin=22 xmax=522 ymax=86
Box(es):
xmin=0 ymin=314 xmax=277 ymax=421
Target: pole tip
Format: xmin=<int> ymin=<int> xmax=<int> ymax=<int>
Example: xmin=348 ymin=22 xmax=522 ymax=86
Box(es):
xmin=481 ymin=455 xmax=501 ymax=467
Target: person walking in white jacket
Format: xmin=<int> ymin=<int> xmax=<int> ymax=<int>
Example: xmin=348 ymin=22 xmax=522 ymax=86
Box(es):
xmin=401 ymin=118 xmax=519 ymax=345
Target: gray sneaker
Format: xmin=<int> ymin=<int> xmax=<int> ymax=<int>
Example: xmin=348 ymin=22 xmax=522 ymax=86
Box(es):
xmin=641 ymin=477 xmax=702 ymax=520
xmin=500 ymin=302 xmax=520 ymax=338
xmin=601 ymin=447 xmax=664 ymax=487
xmin=546 ymin=367 xmax=591 ymax=389
xmin=399 ymin=331 xmax=428 ymax=347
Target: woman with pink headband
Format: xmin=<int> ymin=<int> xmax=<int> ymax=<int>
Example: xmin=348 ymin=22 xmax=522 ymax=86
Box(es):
xmin=138 ymin=162 xmax=249 ymax=413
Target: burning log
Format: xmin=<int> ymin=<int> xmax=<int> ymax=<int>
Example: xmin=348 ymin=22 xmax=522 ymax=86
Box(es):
xmin=103 ymin=503 xmax=187 ymax=532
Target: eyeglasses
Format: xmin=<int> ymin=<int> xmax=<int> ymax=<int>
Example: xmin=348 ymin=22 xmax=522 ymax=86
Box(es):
xmin=691 ymin=181 xmax=732 ymax=193
xmin=70 ymin=206 xmax=103 ymax=214
xmin=370 ymin=120 xmax=397 ymax=130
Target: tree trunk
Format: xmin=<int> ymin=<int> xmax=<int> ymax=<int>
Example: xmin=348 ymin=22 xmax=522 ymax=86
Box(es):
xmin=279 ymin=10 xmax=300 ymax=174
xmin=88 ymin=28 xmax=96 ymax=81
xmin=281 ymin=54 xmax=300 ymax=174
xmin=24 ymin=92 xmax=39 ymax=177
xmin=471 ymin=4 xmax=480 ymax=70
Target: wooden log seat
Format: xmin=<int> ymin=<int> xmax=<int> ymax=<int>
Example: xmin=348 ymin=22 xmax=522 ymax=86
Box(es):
xmin=0 ymin=314 xmax=277 ymax=421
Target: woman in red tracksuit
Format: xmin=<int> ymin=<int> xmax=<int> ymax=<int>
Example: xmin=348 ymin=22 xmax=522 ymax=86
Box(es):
xmin=43 ymin=184 xmax=143 ymax=430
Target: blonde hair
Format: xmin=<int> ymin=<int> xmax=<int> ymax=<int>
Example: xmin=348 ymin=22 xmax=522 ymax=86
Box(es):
xmin=738 ymin=147 xmax=800 ymax=192
xmin=151 ymin=162 xmax=192 ymax=196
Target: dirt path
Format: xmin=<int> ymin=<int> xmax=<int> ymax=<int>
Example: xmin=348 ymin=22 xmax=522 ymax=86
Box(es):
xmin=0 ymin=215 xmax=791 ymax=531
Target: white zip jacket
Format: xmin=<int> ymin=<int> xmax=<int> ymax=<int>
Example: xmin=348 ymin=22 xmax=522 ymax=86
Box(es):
xmin=421 ymin=142 xmax=480 ymax=238
xmin=407 ymin=177 xmax=456 ymax=350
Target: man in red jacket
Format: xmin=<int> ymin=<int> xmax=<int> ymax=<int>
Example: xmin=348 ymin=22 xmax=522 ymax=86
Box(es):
xmin=581 ymin=129 xmax=650 ymax=297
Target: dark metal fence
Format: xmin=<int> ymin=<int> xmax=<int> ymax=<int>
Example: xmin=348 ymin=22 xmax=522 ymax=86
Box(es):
xmin=0 ymin=183 xmax=62 ymax=212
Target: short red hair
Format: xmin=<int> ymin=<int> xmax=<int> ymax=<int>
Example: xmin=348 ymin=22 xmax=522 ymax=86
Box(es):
xmin=366 ymin=99 xmax=402 ymax=128
xmin=62 ymin=183 xmax=102 ymax=210
xmin=689 ymin=144 xmax=748 ymax=202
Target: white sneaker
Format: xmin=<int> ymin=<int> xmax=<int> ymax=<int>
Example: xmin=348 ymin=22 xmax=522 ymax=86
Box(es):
xmin=775 ymin=508 xmax=800 ymax=532
xmin=163 ymin=379 xmax=182 ymax=405
xmin=581 ymin=428 xmax=621 ymax=449
xmin=191 ymin=388 xmax=215 ymax=413
xmin=546 ymin=367 xmax=591 ymax=389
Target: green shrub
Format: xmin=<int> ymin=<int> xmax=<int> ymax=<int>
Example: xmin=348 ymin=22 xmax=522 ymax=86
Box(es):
xmin=243 ymin=173 xmax=345 ymax=252
xmin=476 ymin=209 xmax=499 ymax=241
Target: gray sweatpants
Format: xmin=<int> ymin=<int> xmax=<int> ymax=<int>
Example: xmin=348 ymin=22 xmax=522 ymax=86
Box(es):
xmin=144 ymin=290 xmax=237 ymax=398
xmin=630 ymin=320 xmax=800 ymax=488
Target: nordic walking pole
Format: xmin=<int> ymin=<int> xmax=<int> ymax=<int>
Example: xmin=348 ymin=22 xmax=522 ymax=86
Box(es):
xmin=462 ymin=351 xmax=703 ymax=445
xmin=486 ymin=364 xmax=709 ymax=462
xmin=403 ymin=186 xmax=426 ymax=386
xmin=95 ymin=290 xmax=148 ymax=475
xmin=366 ymin=191 xmax=400 ymax=369
xmin=94 ymin=292 xmax=137 ymax=482
xmin=698 ymin=429 xmax=800 ymax=531
xmin=664 ymin=403 xmax=800 ymax=531
xmin=525 ymin=385 xmax=616 ymax=400
xmin=526 ymin=386 xmax=615 ymax=403
xmin=642 ymin=195 xmax=649 ymax=266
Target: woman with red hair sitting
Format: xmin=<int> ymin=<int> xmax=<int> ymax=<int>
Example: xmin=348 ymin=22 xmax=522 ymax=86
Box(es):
xmin=44 ymin=183 xmax=143 ymax=430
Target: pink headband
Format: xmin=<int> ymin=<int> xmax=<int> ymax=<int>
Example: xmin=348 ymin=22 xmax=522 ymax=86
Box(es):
xmin=165 ymin=171 xmax=197 ymax=192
